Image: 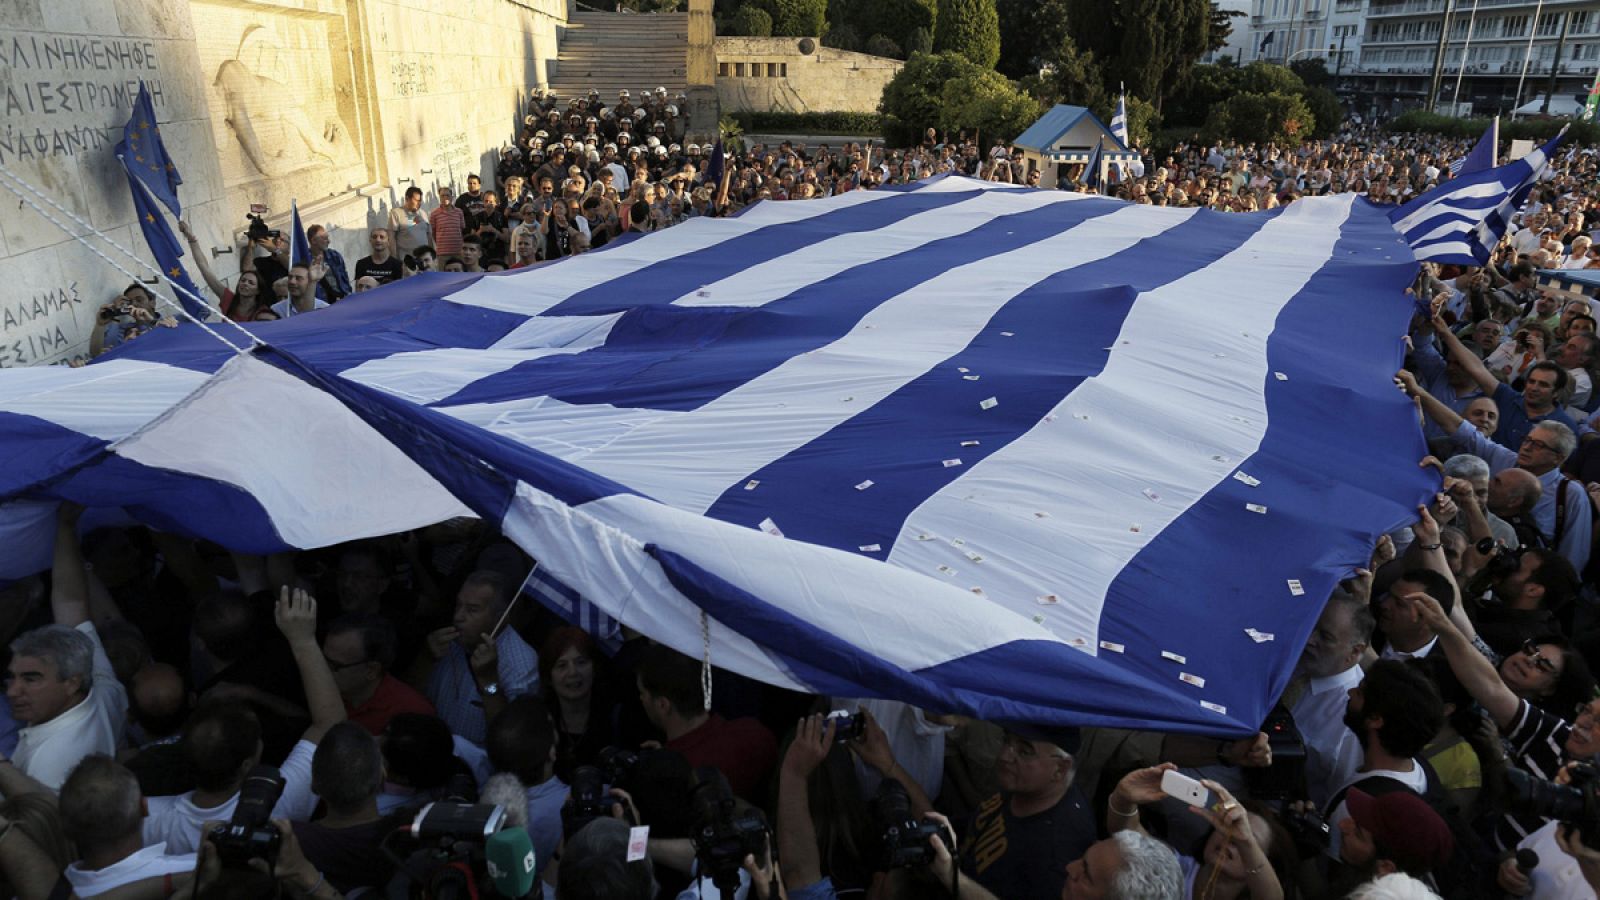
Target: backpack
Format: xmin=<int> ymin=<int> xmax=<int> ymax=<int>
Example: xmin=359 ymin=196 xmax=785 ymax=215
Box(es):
xmin=1325 ymin=762 xmax=1493 ymax=900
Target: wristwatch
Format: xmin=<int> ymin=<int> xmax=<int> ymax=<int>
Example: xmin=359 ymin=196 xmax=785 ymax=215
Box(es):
xmin=481 ymin=681 xmax=500 ymax=696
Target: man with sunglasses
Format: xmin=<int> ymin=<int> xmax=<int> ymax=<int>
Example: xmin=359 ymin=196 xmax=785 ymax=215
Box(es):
xmin=959 ymin=726 xmax=1097 ymax=900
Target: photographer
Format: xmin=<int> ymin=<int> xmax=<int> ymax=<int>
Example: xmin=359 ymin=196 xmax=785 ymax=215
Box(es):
xmin=1393 ymin=591 xmax=1600 ymax=853
xmin=1107 ymin=764 xmax=1288 ymax=900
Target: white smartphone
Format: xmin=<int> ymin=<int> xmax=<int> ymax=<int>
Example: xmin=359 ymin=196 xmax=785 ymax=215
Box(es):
xmin=1160 ymin=770 xmax=1213 ymax=809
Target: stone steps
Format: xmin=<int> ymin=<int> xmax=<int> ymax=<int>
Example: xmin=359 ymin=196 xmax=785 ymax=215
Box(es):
xmin=548 ymin=10 xmax=690 ymax=102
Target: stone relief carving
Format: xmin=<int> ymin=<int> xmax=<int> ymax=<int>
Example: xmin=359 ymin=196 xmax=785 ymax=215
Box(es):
xmin=213 ymin=22 xmax=353 ymax=178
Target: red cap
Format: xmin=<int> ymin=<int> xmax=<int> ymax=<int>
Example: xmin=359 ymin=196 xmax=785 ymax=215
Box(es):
xmin=1346 ymin=787 xmax=1454 ymax=874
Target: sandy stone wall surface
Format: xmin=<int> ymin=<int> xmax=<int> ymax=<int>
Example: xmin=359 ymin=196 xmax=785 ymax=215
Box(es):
xmin=714 ymin=37 xmax=900 ymax=116
xmin=0 ymin=0 xmax=564 ymax=366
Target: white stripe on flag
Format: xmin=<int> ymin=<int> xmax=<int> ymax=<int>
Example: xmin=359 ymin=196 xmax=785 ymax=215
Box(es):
xmin=445 ymin=188 xmax=895 ymax=315
xmin=112 ymin=356 xmax=473 ymax=547
xmin=889 ymin=194 xmax=1360 ymax=646
xmin=0 ymin=359 xmax=209 ymax=442
xmin=457 ymin=204 xmax=1202 ymax=514
xmin=674 ymin=190 xmax=1091 ymax=309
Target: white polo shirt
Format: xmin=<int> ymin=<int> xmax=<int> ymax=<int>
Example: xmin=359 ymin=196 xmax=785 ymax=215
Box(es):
xmin=1289 ymin=662 xmax=1365 ymax=810
xmin=65 ymin=843 xmax=196 ymax=897
xmin=13 ymin=622 xmax=127 ymax=791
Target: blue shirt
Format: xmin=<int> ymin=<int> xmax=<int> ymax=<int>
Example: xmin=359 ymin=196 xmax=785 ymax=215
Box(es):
xmin=316 ymin=248 xmax=353 ymax=301
xmin=1492 ymin=381 xmax=1579 ymax=453
xmin=426 ymin=629 xmax=538 ymax=744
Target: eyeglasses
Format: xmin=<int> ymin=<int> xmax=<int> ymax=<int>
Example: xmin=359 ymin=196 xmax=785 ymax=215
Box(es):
xmin=1523 ymin=640 xmax=1560 ymax=675
xmin=1522 ymin=437 xmax=1555 ymax=453
xmin=1575 ymin=702 xmax=1599 ymax=727
xmin=324 ymin=655 xmax=370 ymax=673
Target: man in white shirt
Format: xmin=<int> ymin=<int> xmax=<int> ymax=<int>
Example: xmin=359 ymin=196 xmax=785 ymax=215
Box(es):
xmin=2 ymin=506 xmax=127 ymax=793
xmin=1323 ymin=659 xmax=1445 ymax=861
xmin=61 ymin=755 xmax=195 ymax=897
xmin=1287 ymin=589 xmax=1374 ymax=810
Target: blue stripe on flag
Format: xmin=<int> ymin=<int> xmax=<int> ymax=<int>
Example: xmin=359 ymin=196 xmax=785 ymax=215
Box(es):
xmin=701 ymin=207 xmax=1288 ymax=550
xmin=434 ymin=197 xmax=1130 ymax=411
xmin=544 ymin=188 xmax=995 ymax=317
xmin=1091 ymin=197 xmax=1429 ymax=729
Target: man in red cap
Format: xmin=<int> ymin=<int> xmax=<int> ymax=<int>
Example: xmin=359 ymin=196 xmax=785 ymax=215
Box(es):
xmin=1337 ymin=786 xmax=1454 ymax=894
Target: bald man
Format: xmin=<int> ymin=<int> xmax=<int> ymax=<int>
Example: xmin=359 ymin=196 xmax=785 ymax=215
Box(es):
xmin=121 ymin=664 xmax=193 ymax=796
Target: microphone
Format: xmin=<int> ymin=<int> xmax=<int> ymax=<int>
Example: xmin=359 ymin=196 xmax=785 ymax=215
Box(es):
xmin=486 ymin=826 xmax=537 ymax=899
xmin=1516 ymin=848 xmax=1540 ymax=873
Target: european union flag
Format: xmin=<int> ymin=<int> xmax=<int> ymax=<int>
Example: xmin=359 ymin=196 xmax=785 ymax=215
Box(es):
xmin=1079 ymin=137 xmax=1105 ymax=193
xmin=289 ymin=201 xmax=311 ymax=269
xmin=126 ymin=171 xmax=208 ymax=321
xmin=115 ymin=81 xmax=183 ymax=218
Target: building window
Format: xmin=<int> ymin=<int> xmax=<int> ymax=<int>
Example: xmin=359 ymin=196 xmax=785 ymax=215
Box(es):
xmin=1503 ymin=15 xmax=1528 ymax=38
xmin=718 ymin=62 xmax=731 ymax=77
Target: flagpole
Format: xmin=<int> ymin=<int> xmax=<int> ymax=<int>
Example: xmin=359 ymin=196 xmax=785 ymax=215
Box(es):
xmin=1451 ymin=0 xmax=1480 ymax=113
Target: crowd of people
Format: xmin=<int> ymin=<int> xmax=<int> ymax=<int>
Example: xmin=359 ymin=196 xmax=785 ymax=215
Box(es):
xmin=43 ymin=83 xmax=1600 ymax=900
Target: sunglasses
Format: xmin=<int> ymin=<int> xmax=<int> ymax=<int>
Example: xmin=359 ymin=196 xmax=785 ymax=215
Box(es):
xmin=1523 ymin=640 xmax=1560 ymax=675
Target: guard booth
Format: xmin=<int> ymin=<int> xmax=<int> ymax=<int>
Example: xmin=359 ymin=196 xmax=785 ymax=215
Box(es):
xmin=1013 ymin=105 xmax=1142 ymax=189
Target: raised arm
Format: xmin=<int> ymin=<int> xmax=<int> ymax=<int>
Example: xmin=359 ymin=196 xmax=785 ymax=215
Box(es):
xmin=1433 ymin=313 xmax=1500 ymax=395
xmin=1397 ymin=592 xmax=1517 ymax=729
xmin=848 ymin=709 xmax=933 ymax=819
xmin=275 ymin=588 xmax=345 ymax=742
xmin=178 ymin=221 xmax=230 ymax=301
xmin=1396 ymin=369 xmax=1465 ymax=434
xmin=777 ymin=715 xmax=831 ymax=891
xmin=50 ymin=503 xmax=89 ymax=628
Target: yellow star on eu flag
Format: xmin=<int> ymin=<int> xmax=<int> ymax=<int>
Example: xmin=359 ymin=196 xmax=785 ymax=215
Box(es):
xmin=144 ymin=213 xmax=156 ymax=223
xmin=134 ymin=155 xmax=144 ymax=163
xmin=140 ymin=121 xmax=150 ymax=130
xmin=168 ymin=266 xmax=181 ymax=277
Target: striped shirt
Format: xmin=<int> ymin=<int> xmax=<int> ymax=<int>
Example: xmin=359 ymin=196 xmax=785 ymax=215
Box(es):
xmin=427 ymin=629 xmax=538 ymax=744
xmin=1496 ymin=698 xmax=1570 ymax=849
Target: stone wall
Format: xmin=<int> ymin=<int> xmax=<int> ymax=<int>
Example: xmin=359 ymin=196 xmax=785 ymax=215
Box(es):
xmin=714 ymin=37 xmax=900 ymax=116
xmin=0 ymin=0 xmax=565 ymax=366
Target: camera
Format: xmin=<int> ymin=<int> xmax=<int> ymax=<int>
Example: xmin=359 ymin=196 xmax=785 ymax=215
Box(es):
xmin=1506 ymin=762 xmax=1600 ymax=848
xmin=245 ymin=213 xmax=280 ymax=243
xmin=689 ymin=768 xmax=768 ymax=895
xmin=826 ymin=711 xmax=866 ymax=744
xmin=597 ymin=746 xmax=640 ymax=790
xmin=404 ymin=254 xmax=418 ymax=270
xmin=868 ymin=778 xmax=952 ymax=869
xmin=410 ymin=802 xmax=506 ymax=841
xmin=209 ymin=765 xmax=285 ymax=869
xmin=561 ymin=765 xmax=618 ymax=839
xmin=1246 ymin=705 xmax=1308 ymax=804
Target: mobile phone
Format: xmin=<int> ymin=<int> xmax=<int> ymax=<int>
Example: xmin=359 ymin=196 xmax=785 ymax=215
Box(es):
xmin=1160 ymin=770 xmax=1213 ymax=809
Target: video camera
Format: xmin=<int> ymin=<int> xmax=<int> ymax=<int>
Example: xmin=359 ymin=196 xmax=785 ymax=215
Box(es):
xmin=561 ymin=765 xmax=625 ymax=840
xmin=1244 ymin=707 xmax=1329 ymax=857
xmin=689 ymin=768 xmax=767 ymax=896
xmin=209 ymin=765 xmax=286 ymax=870
xmin=868 ymin=778 xmax=952 ymax=869
xmin=1507 ymin=762 xmax=1600 ymax=848
xmin=245 ymin=213 xmax=281 ymax=243
xmin=385 ymin=802 xmax=510 ymax=900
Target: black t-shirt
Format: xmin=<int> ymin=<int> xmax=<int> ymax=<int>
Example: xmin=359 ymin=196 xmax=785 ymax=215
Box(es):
xmin=293 ymin=816 xmax=404 ymax=892
xmin=960 ymin=787 xmax=1096 ymax=900
xmin=355 ymin=255 xmax=404 ymax=285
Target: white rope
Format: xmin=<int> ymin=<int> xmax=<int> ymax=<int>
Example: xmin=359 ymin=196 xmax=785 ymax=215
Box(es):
xmin=0 ymin=163 xmax=260 ymax=356
xmin=700 ymin=608 xmax=713 ymax=713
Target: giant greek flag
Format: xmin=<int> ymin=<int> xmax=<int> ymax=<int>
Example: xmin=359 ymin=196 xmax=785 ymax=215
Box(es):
xmin=0 ymin=176 xmax=1444 ymax=734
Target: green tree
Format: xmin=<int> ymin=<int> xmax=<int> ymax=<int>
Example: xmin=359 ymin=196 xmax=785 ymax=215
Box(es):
xmin=1299 ymin=85 xmax=1344 ymax=138
xmin=907 ymin=26 xmax=934 ymax=55
xmin=823 ymin=22 xmax=861 ymax=49
xmin=880 ymin=51 xmax=987 ymax=146
xmin=1208 ymin=2 xmax=1242 ymax=54
xmin=764 ymin=0 xmax=827 ymax=36
xmin=1044 ymin=33 xmax=1106 ymax=112
xmin=732 ymin=4 xmax=775 ymax=35
xmin=1201 ymin=91 xmax=1313 ymax=145
xmin=1289 ymin=56 xmax=1332 ymax=88
xmin=995 ymin=0 xmax=1071 ymax=79
xmin=1236 ymin=60 xmax=1305 ymax=95
xmin=939 ymin=68 xmax=1040 ymax=144
xmin=865 ymin=33 xmax=904 ymax=58
xmin=933 ymin=0 xmax=1001 ymax=69
xmin=1063 ymin=0 xmax=1216 ymax=110
xmin=841 ymin=0 xmax=935 ymax=55
xmin=1164 ymin=62 xmax=1242 ymax=126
